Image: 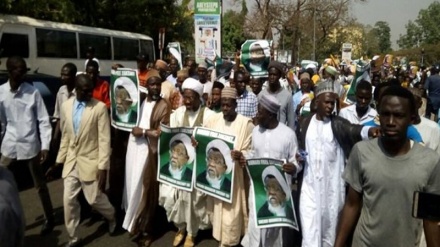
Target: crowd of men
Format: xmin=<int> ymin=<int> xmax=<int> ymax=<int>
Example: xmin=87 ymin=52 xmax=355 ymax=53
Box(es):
xmin=0 ymin=49 xmax=439 ymax=247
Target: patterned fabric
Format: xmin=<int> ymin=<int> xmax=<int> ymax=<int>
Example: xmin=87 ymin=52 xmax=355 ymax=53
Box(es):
xmin=236 ymin=90 xmax=258 ymax=118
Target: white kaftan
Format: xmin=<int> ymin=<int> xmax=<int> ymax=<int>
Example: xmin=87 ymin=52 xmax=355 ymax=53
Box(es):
xmin=241 ymin=123 xmax=299 ymax=247
xmin=300 ymin=115 xmax=345 ymax=247
xmin=122 ymin=101 xmax=155 ymax=232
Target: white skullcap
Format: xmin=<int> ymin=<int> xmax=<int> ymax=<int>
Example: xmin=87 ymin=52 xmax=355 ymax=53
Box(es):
xmin=206 ymin=139 xmax=234 ymax=174
xmin=261 ymin=165 xmax=290 ymax=201
xmin=169 ymin=133 xmax=195 ymax=165
xmin=113 ymin=77 xmax=138 ymax=106
xmin=182 ymin=78 xmax=204 ymax=97
xmin=198 ymin=61 xmax=208 ymax=69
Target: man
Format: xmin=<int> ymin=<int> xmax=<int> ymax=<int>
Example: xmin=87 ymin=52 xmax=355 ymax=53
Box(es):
xmin=198 ymin=62 xmax=213 ymax=103
xmin=410 ymin=87 xmax=440 ymax=154
xmin=322 ymin=66 xmax=345 ymax=97
xmin=424 ymin=65 xmax=440 ymax=120
xmin=54 ymin=74 xmax=116 ymax=247
xmin=0 ymin=166 xmax=24 ymax=247
xmin=232 ymin=70 xmax=258 ymax=119
xmin=203 ymin=87 xmax=254 ymax=247
xmin=250 ymin=77 xmax=263 ymax=96
xmin=160 ymin=135 xmax=194 ymax=182
xmin=169 ymin=69 xmax=188 ymax=111
xmin=196 ymin=140 xmax=233 ymax=191
xmin=334 ymin=86 xmax=440 ymax=247
xmin=209 ymin=81 xmax=224 ymax=113
xmin=53 ymin=63 xmax=77 ymax=146
xmin=339 ymin=80 xmax=377 ymax=124
xmin=184 ymin=57 xmax=198 ymax=79
xmin=163 ymin=77 xmax=214 ymax=247
xmin=137 ymin=53 xmax=150 ymax=88
xmin=86 ymin=60 xmax=110 ymax=108
xmin=0 ymin=56 xmax=54 ymax=235
xmin=112 ymin=77 xmax=138 ymax=124
xmin=155 ymin=59 xmax=175 ymax=101
xmin=129 ymin=71 xmax=171 ymax=247
xmin=293 ymin=72 xmax=314 ymax=127
xmin=258 ymin=61 xmax=295 ymax=130
xmin=241 ymin=94 xmax=298 ymax=247
xmin=167 ymin=57 xmax=179 ymax=86
xmin=296 ymin=80 xmax=377 ymax=247
xmin=84 ymin=46 xmax=100 ymax=71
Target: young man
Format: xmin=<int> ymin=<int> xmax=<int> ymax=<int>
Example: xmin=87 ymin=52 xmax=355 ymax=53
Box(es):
xmin=232 ymin=70 xmax=258 ymax=119
xmin=167 ymin=57 xmax=180 ymax=86
xmin=155 ymin=59 xmax=175 ymax=101
xmin=55 ymin=74 xmax=116 ymax=247
xmin=339 ymin=80 xmax=377 ymax=124
xmin=335 ymin=86 xmax=440 ymax=247
xmin=0 ymin=56 xmax=54 ymax=235
xmin=209 ymin=81 xmax=224 ymax=113
xmin=137 ymin=53 xmax=150 ymax=88
xmin=85 ymin=60 xmax=110 ymax=108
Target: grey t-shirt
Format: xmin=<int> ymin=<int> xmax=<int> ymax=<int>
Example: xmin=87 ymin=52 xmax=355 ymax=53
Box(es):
xmin=343 ymin=138 xmax=440 ymax=247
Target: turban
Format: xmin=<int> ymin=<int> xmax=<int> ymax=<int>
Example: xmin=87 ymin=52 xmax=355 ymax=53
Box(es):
xmin=169 ymin=133 xmax=195 ymax=165
xmin=268 ymin=61 xmax=284 ymax=73
xmin=221 ymin=87 xmax=237 ymax=99
xmin=177 ymin=69 xmax=189 ymax=78
xmin=113 ymin=77 xmax=138 ymax=106
xmin=146 ymin=69 xmax=161 ymax=81
xmin=259 ymin=94 xmax=280 ymax=114
xmin=206 ymin=139 xmax=233 ymax=174
xmin=155 ymin=59 xmax=168 ymax=70
xmin=261 ymin=165 xmax=290 ymax=201
xmin=300 ymin=72 xmax=311 ymax=81
xmin=325 ymin=66 xmax=339 ymax=76
xmin=182 ymin=78 xmax=204 ymax=97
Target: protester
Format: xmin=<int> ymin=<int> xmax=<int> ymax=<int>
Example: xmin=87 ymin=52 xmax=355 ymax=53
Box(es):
xmin=203 ymin=87 xmax=254 ymax=247
xmin=335 ymin=86 xmax=440 ymax=247
xmin=293 ymin=72 xmax=314 ymax=127
xmin=198 ymin=61 xmax=213 ymax=103
xmin=85 ymin=60 xmax=110 ymax=108
xmin=167 ymin=57 xmax=179 ymax=86
xmin=137 ymin=53 xmax=150 ymax=88
xmin=0 ymin=56 xmax=54 ymax=236
xmin=53 ymin=74 xmax=116 ymax=247
xmin=241 ymin=94 xmax=299 ymax=247
xmin=155 ymin=59 xmax=175 ymax=101
xmin=250 ymin=76 xmax=263 ymax=96
xmin=231 ymin=70 xmax=258 ymax=119
xmin=169 ymin=69 xmax=188 ymax=111
xmin=184 ymin=57 xmax=198 ymax=79
xmin=258 ymin=61 xmax=295 ymax=130
xmin=424 ymin=65 xmax=440 ymax=120
xmin=209 ymin=81 xmax=224 ymax=113
xmin=339 ymin=80 xmax=377 ymax=124
xmin=84 ymin=46 xmax=100 ymax=71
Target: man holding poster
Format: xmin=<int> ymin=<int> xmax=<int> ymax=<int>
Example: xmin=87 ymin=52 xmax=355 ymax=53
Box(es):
xmin=241 ymin=94 xmax=299 ymax=247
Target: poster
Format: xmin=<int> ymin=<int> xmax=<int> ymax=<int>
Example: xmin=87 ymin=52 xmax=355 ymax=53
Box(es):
xmin=341 ymin=43 xmax=352 ymax=63
xmin=241 ymin=40 xmax=272 ymax=77
xmin=157 ymin=124 xmax=195 ymax=191
xmin=344 ymin=61 xmax=371 ymax=104
xmin=110 ymin=68 xmax=140 ymax=131
xmin=246 ymin=158 xmax=298 ymax=230
xmin=194 ymin=127 xmax=236 ymax=203
xmin=194 ymin=0 xmax=221 ymax=64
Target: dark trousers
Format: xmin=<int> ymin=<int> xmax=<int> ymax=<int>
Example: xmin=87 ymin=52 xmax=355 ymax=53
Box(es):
xmin=1 ymin=155 xmax=54 ymax=221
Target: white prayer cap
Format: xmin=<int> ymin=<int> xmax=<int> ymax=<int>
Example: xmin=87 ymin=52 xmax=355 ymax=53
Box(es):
xmin=206 ymin=139 xmax=234 ymax=174
xmin=261 ymin=165 xmax=291 ymax=201
xmin=113 ymin=77 xmax=138 ymax=106
xmin=182 ymin=78 xmax=204 ymax=97
xmin=169 ymin=133 xmax=195 ymax=164
xmin=315 ymin=79 xmax=336 ymax=97
xmin=198 ymin=61 xmax=208 ymax=69
xmin=259 ymin=94 xmax=280 ymax=114
xmin=305 ymin=63 xmax=317 ymax=69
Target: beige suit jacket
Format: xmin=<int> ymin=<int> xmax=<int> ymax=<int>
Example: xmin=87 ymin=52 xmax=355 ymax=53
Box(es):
xmin=56 ymin=98 xmax=111 ymax=182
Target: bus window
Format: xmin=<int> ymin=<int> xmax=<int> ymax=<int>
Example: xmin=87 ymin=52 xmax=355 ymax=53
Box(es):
xmin=113 ymin=38 xmax=139 ymax=61
xmin=36 ymin=28 xmax=77 ymax=58
xmin=79 ymin=34 xmax=111 ymax=60
xmin=0 ymin=33 xmax=29 ymax=58
xmin=140 ymin=39 xmax=155 ymax=62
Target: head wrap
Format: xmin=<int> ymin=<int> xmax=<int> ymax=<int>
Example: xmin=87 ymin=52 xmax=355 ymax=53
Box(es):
xmin=146 ymin=69 xmax=161 ymax=81
xmin=221 ymin=87 xmax=237 ymax=99
xmin=315 ymin=80 xmax=336 ymax=97
xmin=206 ymin=139 xmax=233 ymax=174
xmin=182 ymin=78 xmax=204 ymax=97
xmin=268 ymin=61 xmax=284 ymax=73
xmin=259 ymin=94 xmax=280 ymax=114
xmin=155 ymin=60 xmax=168 ymax=70
xmin=113 ymin=77 xmax=138 ymax=106
xmin=169 ymin=133 xmax=195 ymax=164
xmin=325 ymin=66 xmax=339 ymax=76
xmin=261 ymin=166 xmax=290 ymax=201
xmin=177 ymin=69 xmax=189 ymax=78
xmin=300 ymin=72 xmax=311 ymax=81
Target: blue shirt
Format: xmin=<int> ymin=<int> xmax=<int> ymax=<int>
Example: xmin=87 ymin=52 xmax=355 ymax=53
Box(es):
xmin=73 ymin=99 xmax=86 ymax=135
xmin=364 ymin=119 xmax=424 ymax=143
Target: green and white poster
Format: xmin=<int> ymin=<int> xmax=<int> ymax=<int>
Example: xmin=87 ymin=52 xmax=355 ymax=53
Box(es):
xmin=241 ymin=40 xmax=272 ymax=77
xmin=246 ymin=158 xmax=298 ymax=230
xmin=194 ymin=127 xmax=236 ymax=203
xmin=110 ymin=68 xmax=140 ymax=131
xmin=344 ymin=61 xmax=371 ymax=104
xmin=157 ymin=124 xmax=195 ymax=191
xmin=194 ymin=0 xmax=221 ymax=64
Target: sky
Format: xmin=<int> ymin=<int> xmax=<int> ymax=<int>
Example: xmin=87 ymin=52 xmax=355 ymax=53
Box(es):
xmin=351 ymin=0 xmax=437 ymax=49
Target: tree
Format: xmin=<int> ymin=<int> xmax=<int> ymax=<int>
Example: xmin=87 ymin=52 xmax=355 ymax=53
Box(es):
xmin=372 ymin=21 xmax=391 ymax=53
xmin=222 ymin=9 xmax=252 ymax=56
xmin=397 ymin=20 xmax=422 ymax=49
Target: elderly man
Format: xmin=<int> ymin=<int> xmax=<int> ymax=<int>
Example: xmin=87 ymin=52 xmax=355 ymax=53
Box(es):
xmin=161 ymin=77 xmax=214 ymax=247
xmin=160 ymin=134 xmax=194 ymax=182
xmin=155 ymin=59 xmax=175 ymax=100
xmin=258 ymin=61 xmax=295 ymax=130
xmin=112 ymin=77 xmax=138 ymax=124
xmin=203 ymin=87 xmax=254 ymax=247
xmin=241 ymin=94 xmax=299 ymax=247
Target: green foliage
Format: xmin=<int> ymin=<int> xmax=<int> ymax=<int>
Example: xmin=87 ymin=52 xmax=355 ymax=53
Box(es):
xmin=372 ymin=21 xmax=391 ymax=53
xmin=222 ymin=9 xmax=250 ymax=56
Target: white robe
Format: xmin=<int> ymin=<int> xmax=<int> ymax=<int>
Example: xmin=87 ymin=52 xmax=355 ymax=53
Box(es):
xmin=300 ymin=115 xmax=345 ymax=247
xmin=122 ymin=101 xmax=155 ymax=232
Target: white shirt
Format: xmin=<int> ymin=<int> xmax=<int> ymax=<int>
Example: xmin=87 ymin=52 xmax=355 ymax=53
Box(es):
xmin=414 ymin=117 xmax=440 ymax=154
xmin=0 ymin=82 xmax=52 ymax=160
xmin=53 ymin=85 xmax=75 ymax=119
xmin=339 ymin=104 xmax=377 ymax=125
xmin=166 ymin=74 xmax=177 ymax=86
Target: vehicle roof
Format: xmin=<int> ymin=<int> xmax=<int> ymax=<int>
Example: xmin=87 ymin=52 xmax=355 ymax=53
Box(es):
xmin=0 ymin=15 xmax=153 ymax=40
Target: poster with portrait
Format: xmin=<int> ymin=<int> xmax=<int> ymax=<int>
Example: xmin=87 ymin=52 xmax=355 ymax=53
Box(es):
xmin=157 ymin=124 xmax=195 ymax=191
xmin=194 ymin=127 xmax=236 ymax=203
xmin=194 ymin=15 xmax=221 ymax=64
xmin=110 ymin=68 xmax=140 ymax=131
xmin=241 ymin=40 xmax=272 ymax=78
xmin=246 ymin=158 xmax=298 ymax=230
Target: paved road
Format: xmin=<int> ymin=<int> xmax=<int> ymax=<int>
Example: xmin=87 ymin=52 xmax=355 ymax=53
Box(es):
xmin=21 ymin=179 xmax=219 ymax=247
